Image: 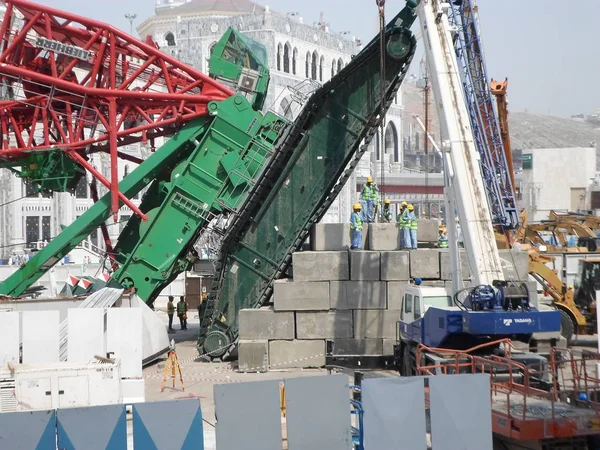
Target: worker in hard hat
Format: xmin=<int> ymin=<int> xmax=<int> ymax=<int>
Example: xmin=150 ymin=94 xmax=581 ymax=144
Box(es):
xmin=361 ymin=176 xmax=379 ymax=223
xmin=381 ymin=199 xmax=392 ymax=223
xmin=397 ymin=201 xmax=410 ymax=249
xmin=350 ymin=203 xmax=363 ymax=249
xmin=407 ymin=204 xmax=418 ymax=249
xmin=437 ymin=226 xmax=448 ymax=248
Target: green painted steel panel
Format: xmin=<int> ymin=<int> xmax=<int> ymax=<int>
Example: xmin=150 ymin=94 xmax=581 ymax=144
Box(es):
xmin=199 ymin=2 xmax=418 ymax=358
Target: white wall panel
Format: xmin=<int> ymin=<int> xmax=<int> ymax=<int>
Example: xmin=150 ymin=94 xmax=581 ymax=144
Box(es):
xmin=106 ymin=308 xmax=142 ymax=378
xmin=0 ymin=312 xmax=20 ymax=363
xmin=67 ymin=308 xmax=105 ymax=363
xmin=22 ymin=310 xmax=59 ymax=363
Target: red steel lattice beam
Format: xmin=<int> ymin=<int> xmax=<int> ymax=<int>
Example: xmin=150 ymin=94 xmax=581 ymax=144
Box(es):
xmin=0 ymin=0 xmax=234 ymax=218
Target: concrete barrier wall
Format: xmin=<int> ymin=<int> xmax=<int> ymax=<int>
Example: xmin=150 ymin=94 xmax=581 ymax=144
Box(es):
xmin=239 ymin=248 xmax=531 ymax=370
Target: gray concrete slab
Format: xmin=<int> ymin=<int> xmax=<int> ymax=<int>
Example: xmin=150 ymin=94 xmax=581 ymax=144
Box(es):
xmin=269 ymin=340 xmax=326 ymax=368
xmin=295 ymin=311 xmax=354 ymax=339
xmin=350 ymin=250 xmax=380 ymax=281
xmin=418 ymin=219 xmax=441 ymax=243
xmin=238 ymin=307 xmax=295 ymax=340
xmin=310 ymin=223 xmax=367 ymax=251
xmin=387 ymin=281 xmax=406 ymax=310
xmin=410 ymin=249 xmax=440 ymax=279
xmin=273 ymin=279 xmax=330 ymax=311
xmin=332 ymin=338 xmax=383 ymax=355
xmin=439 ymin=249 xmax=471 ymax=280
xmin=330 ymin=281 xmax=387 ymax=310
xmin=380 ymin=251 xmax=410 ymax=280
xmin=368 ymin=223 xmax=401 ymax=250
xmin=292 ymin=251 xmax=349 ymax=282
xmin=238 ymin=340 xmax=269 ymax=373
xmin=354 ymin=309 xmax=401 ymax=339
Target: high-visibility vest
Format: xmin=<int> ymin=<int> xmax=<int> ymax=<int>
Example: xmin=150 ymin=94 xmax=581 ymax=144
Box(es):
xmin=361 ymin=184 xmax=379 ymax=201
xmin=438 ymin=235 xmax=448 ymax=248
xmin=397 ymin=209 xmax=409 ymax=228
xmin=177 ymin=301 xmax=186 ymax=314
xmin=167 ymin=301 xmax=175 ymax=314
xmin=350 ymin=212 xmax=363 ymax=231
xmin=382 ymin=208 xmax=392 ymax=221
xmin=408 ymin=212 xmax=418 ymax=230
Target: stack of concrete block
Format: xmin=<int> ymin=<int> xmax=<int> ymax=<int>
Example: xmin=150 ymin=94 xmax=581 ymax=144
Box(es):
xmin=237 ymin=247 xmax=531 ymax=371
xmin=310 ymin=220 xmax=441 ymax=251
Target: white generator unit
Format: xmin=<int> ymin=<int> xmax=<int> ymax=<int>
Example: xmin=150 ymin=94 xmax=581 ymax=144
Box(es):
xmin=0 ymin=358 xmax=122 ymax=413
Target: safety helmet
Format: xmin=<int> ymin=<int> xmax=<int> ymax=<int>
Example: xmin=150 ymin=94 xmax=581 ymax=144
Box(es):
xmin=384 ymin=199 xmax=391 ymax=205
xmin=407 ymin=204 xmax=414 ymax=211
xmin=353 ymin=203 xmax=362 ymax=210
xmin=401 ymin=201 xmax=407 ymax=207
xmin=438 ymin=226 xmax=444 ymax=232
xmin=366 ymin=176 xmax=373 ymax=183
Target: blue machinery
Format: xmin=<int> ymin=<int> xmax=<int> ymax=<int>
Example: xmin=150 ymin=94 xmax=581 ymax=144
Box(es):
xmin=448 ymin=0 xmax=519 ymax=229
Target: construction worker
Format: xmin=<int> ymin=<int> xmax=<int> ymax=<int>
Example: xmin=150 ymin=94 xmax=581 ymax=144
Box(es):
xmin=167 ymin=295 xmax=175 ymax=331
xmin=407 ymin=204 xmax=418 ymax=249
xmin=438 ymin=226 xmax=448 ymax=248
xmin=381 ymin=199 xmax=392 ymax=223
xmin=177 ymin=296 xmax=188 ymax=330
xmin=350 ymin=203 xmax=363 ymax=249
xmin=397 ymin=201 xmax=410 ymax=249
xmin=361 ymin=176 xmax=379 ymax=223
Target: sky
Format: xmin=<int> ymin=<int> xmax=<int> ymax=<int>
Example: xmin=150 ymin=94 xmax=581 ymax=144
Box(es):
xmin=26 ymin=0 xmax=600 ymax=118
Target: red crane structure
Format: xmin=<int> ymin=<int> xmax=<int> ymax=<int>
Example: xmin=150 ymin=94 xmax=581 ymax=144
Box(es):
xmin=0 ymin=0 xmax=233 ymax=223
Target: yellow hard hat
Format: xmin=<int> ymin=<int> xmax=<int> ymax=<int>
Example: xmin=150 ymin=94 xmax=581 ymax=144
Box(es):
xmin=353 ymin=203 xmax=362 ymax=210
xmin=384 ymin=199 xmax=391 ymax=204
xmin=438 ymin=226 xmax=444 ymax=231
xmin=408 ymin=204 xmax=414 ymax=211
xmin=366 ymin=176 xmax=373 ymax=183
xmin=401 ymin=201 xmax=407 ymax=207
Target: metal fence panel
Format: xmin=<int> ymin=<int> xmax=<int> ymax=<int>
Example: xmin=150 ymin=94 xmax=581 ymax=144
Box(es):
xmin=132 ymin=399 xmax=204 ymax=450
xmin=57 ymin=404 xmax=126 ymax=450
xmin=284 ymin=374 xmax=351 ymax=450
xmin=0 ymin=409 xmax=56 ymax=450
xmin=362 ymin=376 xmax=428 ymax=450
xmin=214 ymin=379 xmax=282 ymax=450
xmin=429 ymin=374 xmax=493 ymax=450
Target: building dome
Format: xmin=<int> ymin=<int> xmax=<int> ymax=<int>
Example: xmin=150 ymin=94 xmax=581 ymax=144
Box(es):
xmin=156 ymin=0 xmax=265 ymax=16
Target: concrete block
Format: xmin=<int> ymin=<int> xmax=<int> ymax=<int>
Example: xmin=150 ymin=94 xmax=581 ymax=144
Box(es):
xmin=380 ymin=251 xmax=410 ymax=280
xmin=350 ymin=250 xmax=380 ymax=281
xmin=382 ymin=339 xmax=396 ymax=356
xmin=310 ymin=223 xmax=367 ymax=251
xmin=330 ymin=281 xmax=387 ymax=310
xmin=387 ymin=281 xmax=407 ymax=310
xmin=418 ymin=219 xmax=441 ymax=243
xmin=440 ymin=249 xmax=471 ymax=280
xmin=354 ymin=309 xmax=401 ymax=339
xmin=238 ymin=340 xmax=269 ymax=372
xmin=292 ymin=251 xmax=349 ymax=282
xmin=239 ymin=307 xmax=295 ymax=340
xmin=273 ymin=279 xmax=330 ymax=311
xmin=296 ymin=311 xmax=354 ymax=339
xmin=368 ymin=223 xmax=401 ymax=250
xmin=499 ymin=249 xmax=529 ymax=281
xmin=422 ymin=280 xmax=445 ymax=287
xmin=409 ymin=249 xmax=440 ymax=279
xmin=269 ymin=340 xmax=326 ymax=369
xmin=332 ymin=338 xmax=383 ymax=355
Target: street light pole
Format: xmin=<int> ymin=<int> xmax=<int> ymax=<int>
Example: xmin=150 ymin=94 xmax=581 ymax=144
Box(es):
xmin=125 ymin=13 xmax=137 ymax=36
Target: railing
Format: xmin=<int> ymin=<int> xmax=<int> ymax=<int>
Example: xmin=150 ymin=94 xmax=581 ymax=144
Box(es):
xmin=416 ymin=340 xmax=600 ymax=440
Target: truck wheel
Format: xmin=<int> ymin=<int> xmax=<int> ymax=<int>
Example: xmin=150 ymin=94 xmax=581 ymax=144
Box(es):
xmin=559 ymin=309 xmax=574 ymax=343
xmin=401 ymin=346 xmax=414 ymax=377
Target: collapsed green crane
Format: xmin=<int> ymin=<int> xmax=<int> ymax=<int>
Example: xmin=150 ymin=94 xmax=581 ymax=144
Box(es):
xmin=0 ymin=1 xmax=419 ymax=360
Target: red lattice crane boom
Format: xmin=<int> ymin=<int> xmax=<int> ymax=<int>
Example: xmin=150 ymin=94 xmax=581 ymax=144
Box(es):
xmin=0 ymin=0 xmax=233 ymax=220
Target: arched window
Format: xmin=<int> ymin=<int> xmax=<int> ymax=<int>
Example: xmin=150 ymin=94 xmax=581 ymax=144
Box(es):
xmin=124 ymin=165 xmax=130 ymax=177
xmin=165 ymin=32 xmax=176 ymax=47
xmin=277 ymin=43 xmax=282 ymax=71
xmin=385 ymin=123 xmax=399 ymax=163
xmin=311 ymin=51 xmax=318 ymax=80
xmin=374 ymin=135 xmax=380 ymax=161
xmin=305 ymin=51 xmax=311 ymax=78
xmin=319 ymin=55 xmax=325 ymax=81
xmin=279 ymin=97 xmax=294 ymax=120
xmin=337 ymin=58 xmax=343 ymax=73
xmin=331 ymin=59 xmax=336 ymax=78
xmin=284 ymin=42 xmax=291 ymax=73
xmin=292 ymin=47 xmax=298 ymax=75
